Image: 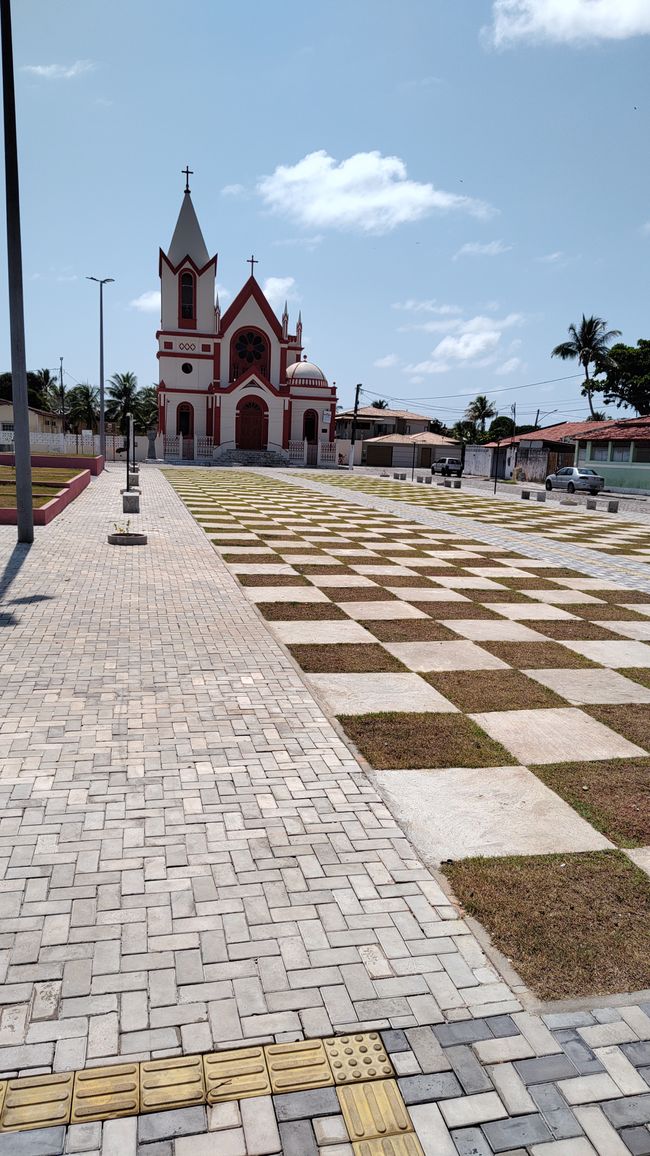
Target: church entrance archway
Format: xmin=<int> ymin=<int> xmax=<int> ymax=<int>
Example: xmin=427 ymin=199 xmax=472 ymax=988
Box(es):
xmin=176 ymin=402 xmax=195 ymax=458
xmin=237 ymin=396 xmax=267 ymax=451
xmin=303 ymin=409 xmax=319 ymax=465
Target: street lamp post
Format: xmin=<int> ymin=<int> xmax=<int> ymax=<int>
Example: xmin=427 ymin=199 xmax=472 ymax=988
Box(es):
xmin=87 ymin=276 xmax=114 ymax=461
xmin=1 ymin=0 xmax=33 ymax=543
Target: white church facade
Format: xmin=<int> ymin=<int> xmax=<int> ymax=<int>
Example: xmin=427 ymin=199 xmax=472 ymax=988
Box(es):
xmin=157 ymin=177 xmax=337 ymax=463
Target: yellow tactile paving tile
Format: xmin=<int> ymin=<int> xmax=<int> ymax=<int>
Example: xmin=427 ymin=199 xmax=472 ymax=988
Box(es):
xmin=203 ymin=1046 xmax=271 ymax=1103
xmin=0 ymin=1072 xmax=73 ymax=1133
xmin=325 ymin=1033 xmax=394 ymax=1084
xmin=70 ymin=1063 xmax=139 ymax=1124
xmin=140 ymin=1055 xmax=205 ymax=1112
xmin=0 ymin=1085 xmax=5 ymax=1122
xmin=353 ymin=1137 xmax=426 ymax=1156
xmin=266 ymin=1038 xmax=334 ymax=1092
xmin=337 ymin=1079 xmax=413 ymax=1143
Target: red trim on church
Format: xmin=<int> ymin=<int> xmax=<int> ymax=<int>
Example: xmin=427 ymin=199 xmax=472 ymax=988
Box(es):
xmin=159 ymin=248 xmax=217 ymax=278
xmin=219 ymin=276 xmax=284 ymax=341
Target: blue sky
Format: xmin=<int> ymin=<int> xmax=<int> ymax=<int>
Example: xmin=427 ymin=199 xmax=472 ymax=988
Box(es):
xmin=1 ymin=0 xmax=649 ymax=424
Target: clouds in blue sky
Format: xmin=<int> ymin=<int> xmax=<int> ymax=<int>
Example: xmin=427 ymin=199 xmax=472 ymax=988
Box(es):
xmin=489 ymin=0 xmax=650 ymax=46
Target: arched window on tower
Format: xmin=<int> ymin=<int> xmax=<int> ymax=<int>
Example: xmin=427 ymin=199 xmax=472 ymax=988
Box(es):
xmin=179 ymin=270 xmax=196 ymax=327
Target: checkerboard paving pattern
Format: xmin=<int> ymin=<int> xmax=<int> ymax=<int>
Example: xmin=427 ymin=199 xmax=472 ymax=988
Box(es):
xmin=2 ymin=464 xmax=650 ymax=1155
xmin=296 ymin=470 xmax=650 ymax=559
xmin=169 ymin=468 xmax=650 ymax=873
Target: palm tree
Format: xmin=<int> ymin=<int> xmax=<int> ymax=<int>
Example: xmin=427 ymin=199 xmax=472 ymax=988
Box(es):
xmin=371 ymin=399 xmax=389 ymax=409
xmin=551 ymin=315 xmax=621 ymax=418
xmin=106 ymin=371 xmax=139 ymax=434
xmin=135 ymin=385 xmax=159 ymax=433
xmin=67 ymin=384 xmax=99 ymax=432
xmin=465 ymin=394 xmax=497 ymax=432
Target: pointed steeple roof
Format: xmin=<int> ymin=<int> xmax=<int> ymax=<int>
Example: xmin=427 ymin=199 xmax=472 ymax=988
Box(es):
xmin=167 ymin=191 xmax=209 ymax=267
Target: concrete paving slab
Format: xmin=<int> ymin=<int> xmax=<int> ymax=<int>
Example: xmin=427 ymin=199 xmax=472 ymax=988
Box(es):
xmin=526 ymin=589 xmax=604 ymax=605
xmin=433 ymin=576 xmax=509 ymax=590
xmin=559 ymin=640 xmax=650 ymax=667
xmin=604 ymin=620 xmax=650 ymax=640
xmin=469 ymin=707 xmax=647 ymax=764
xmin=383 ymin=641 xmax=510 ymax=672
xmin=307 ymin=574 xmax=377 ymax=587
xmin=342 ymin=601 xmax=430 ymax=620
xmin=242 ymin=586 xmax=330 ymax=602
xmin=269 ymin=620 xmax=377 ymax=644
xmin=305 ymin=672 xmax=458 ymax=714
xmin=485 ymin=603 xmax=579 ymax=621
xmin=440 ymin=621 xmax=548 ymax=642
xmin=524 ymin=668 xmax=650 ymax=705
xmin=370 ymin=766 xmax=612 ymax=862
xmin=388 ymin=588 xmax=470 ymax=602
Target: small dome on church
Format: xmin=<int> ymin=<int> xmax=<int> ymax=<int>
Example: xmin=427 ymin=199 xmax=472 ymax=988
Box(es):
xmin=286 ymin=360 xmax=328 ymax=385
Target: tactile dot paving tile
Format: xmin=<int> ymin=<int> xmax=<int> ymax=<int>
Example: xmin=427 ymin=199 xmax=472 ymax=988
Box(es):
xmin=266 ymin=1038 xmax=334 ymax=1093
xmin=0 ymin=1073 xmax=73 ymax=1132
xmin=337 ymin=1080 xmax=413 ymax=1142
xmin=204 ymin=1047 xmax=271 ymax=1103
xmin=353 ymin=1136 xmax=425 ymax=1156
xmin=140 ymin=1055 xmax=205 ymax=1112
xmin=325 ymin=1033 xmax=394 ymax=1084
xmin=70 ymin=1063 xmax=139 ymax=1124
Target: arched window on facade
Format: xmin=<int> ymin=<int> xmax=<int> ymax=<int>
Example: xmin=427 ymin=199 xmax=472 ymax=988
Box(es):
xmin=180 ymin=270 xmax=196 ymax=326
xmin=176 ymin=402 xmax=194 ymax=437
xmin=230 ymin=328 xmax=270 ymax=381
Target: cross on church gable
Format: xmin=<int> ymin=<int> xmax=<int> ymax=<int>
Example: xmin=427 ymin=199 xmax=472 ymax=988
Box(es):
xmin=182 ymin=165 xmax=193 ymax=192
xmin=247 ymin=254 xmax=258 ymax=276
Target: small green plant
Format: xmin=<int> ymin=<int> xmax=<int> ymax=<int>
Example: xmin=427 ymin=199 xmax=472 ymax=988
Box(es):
xmin=112 ymin=519 xmax=131 ymax=535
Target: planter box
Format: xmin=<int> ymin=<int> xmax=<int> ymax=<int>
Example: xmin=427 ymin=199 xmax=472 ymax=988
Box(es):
xmin=107 ymin=533 xmax=147 ymax=546
xmin=0 ymin=453 xmax=104 ymax=475
xmin=0 ymin=469 xmax=91 ymax=525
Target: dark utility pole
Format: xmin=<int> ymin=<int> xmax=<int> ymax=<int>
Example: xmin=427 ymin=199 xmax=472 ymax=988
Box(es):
xmin=1 ymin=0 xmax=33 ymax=542
xmin=87 ymin=276 xmax=114 ymax=461
xmin=348 ymin=383 xmax=362 ymax=469
xmin=59 ymin=356 xmax=65 ymax=431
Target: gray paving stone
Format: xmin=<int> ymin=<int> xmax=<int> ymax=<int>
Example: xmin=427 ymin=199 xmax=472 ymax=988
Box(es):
xmin=273 ymin=1087 xmax=340 ymax=1121
xmin=397 ymin=1071 xmax=463 ymax=1103
xmin=450 ymin=1128 xmax=493 ymax=1155
xmin=623 ymin=1044 xmax=650 ymax=1067
xmin=481 ymin=1113 xmax=553 ymax=1151
xmin=278 ymin=1120 xmax=318 ymax=1156
xmin=603 ymin=1094 xmax=650 ymax=1128
xmin=137 ymin=1107 xmax=208 ymax=1142
xmin=446 ymin=1045 xmax=494 ymax=1094
xmin=528 ymin=1081 xmax=583 ymax=1140
xmin=513 ymin=1054 xmax=578 ymax=1085
xmin=554 ymin=1031 xmax=605 ymax=1076
xmin=485 ymin=1015 xmax=519 ymax=1038
xmin=434 ymin=1020 xmax=493 ymax=1047
xmin=135 ymin=1143 xmax=172 ymax=1156
xmin=381 ymin=1028 xmax=410 ymax=1052
xmin=0 ymin=1127 xmax=65 ymax=1155
xmin=620 ymin=1127 xmax=650 ymax=1155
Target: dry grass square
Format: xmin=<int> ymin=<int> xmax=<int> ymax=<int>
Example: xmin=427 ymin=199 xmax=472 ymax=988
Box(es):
xmin=295 ymin=564 xmax=355 ymax=575
xmin=256 ymin=601 xmax=348 ymax=621
xmin=337 ymin=711 xmax=511 ymax=769
xmin=574 ymin=604 xmax=649 ymax=621
xmin=222 ymin=552 xmax=280 ymax=564
xmin=535 ymin=621 xmax=619 ymax=641
xmin=619 ymin=667 xmax=650 ymax=689
xmin=288 ymin=643 xmax=408 ymax=673
xmin=373 ymin=574 xmax=435 ymax=588
xmin=330 ymin=586 xmax=396 ymax=601
xmin=584 ymin=704 xmax=650 ymax=751
xmin=362 ymin=619 xmax=459 ymax=642
xmin=238 ymin=573 xmax=308 ymax=587
xmin=412 ymin=601 xmax=501 ymax=620
xmin=442 ymin=851 xmax=650 ymax=999
xmin=423 ymin=670 xmax=567 ymax=712
xmin=478 ymin=641 xmax=597 ymax=669
xmin=534 ymin=758 xmax=650 ymax=847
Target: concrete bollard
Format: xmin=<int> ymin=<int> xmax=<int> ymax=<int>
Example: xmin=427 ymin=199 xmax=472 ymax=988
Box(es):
xmin=453 ymin=480 xmax=461 ymax=489
xmin=536 ymin=491 xmax=546 ymax=502
xmin=122 ymin=491 xmax=140 ymax=514
xmin=128 ymin=471 xmax=139 ymax=489
xmin=424 ymin=476 xmax=432 ymax=484
xmin=586 ymin=498 xmax=597 ymax=510
xmin=607 ymin=500 xmax=619 ymax=514
xmin=416 ymin=476 xmax=424 ymax=483
xmin=444 ymin=479 xmax=452 ymax=488
xmin=521 ymin=490 xmax=531 ymax=500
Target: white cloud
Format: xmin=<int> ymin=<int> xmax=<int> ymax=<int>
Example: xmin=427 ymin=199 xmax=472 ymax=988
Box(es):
xmin=216 ymin=283 xmax=232 ymax=302
xmin=404 ymin=312 xmax=524 ymax=376
xmin=22 ymin=60 xmax=95 ymax=80
xmin=454 ymin=239 xmax=512 ymax=259
xmin=221 ymin=183 xmax=246 ymax=196
xmin=374 ymin=354 xmax=399 ymax=369
xmin=130 ymin=290 xmax=161 ymax=313
xmin=642 ymin=222 xmax=650 ymax=236
xmin=488 ymin=0 xmax=650 ymax=46
xmin=262 ymin=276 xmax=297 ymax=310
xmin=272 ymin=235 xmax=323 ymax=250
xmin=538 ymin=250 xmax=565 ymax=263
xmin=495 ymin=356 xmax=524 ymax=375
xmin=258 ymin=150 xmax=494 ymax=234
xmin=392 ymin=299 xmax=462 ymax=314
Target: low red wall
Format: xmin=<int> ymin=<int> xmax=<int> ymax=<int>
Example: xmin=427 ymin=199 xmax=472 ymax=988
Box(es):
xmin=0 ymin=453 xmax=104 ymax=475
xmin=0 ymin=469 xmax=91 ymax=525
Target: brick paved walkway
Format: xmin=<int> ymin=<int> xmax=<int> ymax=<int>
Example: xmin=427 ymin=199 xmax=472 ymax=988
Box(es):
xmin=0 ymin=465 xmax=649 ymax=1155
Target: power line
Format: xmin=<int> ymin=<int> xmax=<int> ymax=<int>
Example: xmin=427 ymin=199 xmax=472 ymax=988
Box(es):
xmin=359 ymin=372 xmax=584 ymax=406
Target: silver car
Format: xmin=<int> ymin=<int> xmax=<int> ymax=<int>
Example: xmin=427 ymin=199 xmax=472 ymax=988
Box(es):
xmin=545 ymin=466 xmax=604 ymax=495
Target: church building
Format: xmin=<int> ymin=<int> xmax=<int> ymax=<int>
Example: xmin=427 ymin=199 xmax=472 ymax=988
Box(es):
xmin=157 ymin=175 xmax=337 ymax=462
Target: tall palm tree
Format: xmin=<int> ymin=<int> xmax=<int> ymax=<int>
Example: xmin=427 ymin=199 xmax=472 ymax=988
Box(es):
xmin=106 ymin=371 xmax=139 ymax=434
xmin=67 ymin=384 xmax=99 ymax=432
xmin=371 ymin=399 xmax=389 ymax=409
xmin=551 ymin=315 xmax=621 ymax=418
xmin=134 ymin=385 xmax=159 ymax=433
xmin=465 ymin=394 xmax=497 ymax=432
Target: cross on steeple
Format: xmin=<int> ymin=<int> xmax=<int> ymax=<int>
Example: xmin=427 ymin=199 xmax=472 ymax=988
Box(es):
xmin=247 ymin=254 xmax=258 ymax=276
xmin=182 ymin=165 xmax=193 ymax=193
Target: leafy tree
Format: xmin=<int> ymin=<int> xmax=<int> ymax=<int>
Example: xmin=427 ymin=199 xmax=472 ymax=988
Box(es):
xmin=451 ymin=419 xmax=479 ymax=445
xmin=465 ymin=394 xmax=497 ymax=431
xmin=488 ymin=415 xmax=516 ymax=440
xmin=596 ymin=339 xmax=650 ymax=414
xmin=551 ymin=314 xmax=621 ymax=418
xmin=0 ymin=369 xmax=60 ymax=411
xmin=371 ymin=399 xmax=389 ymax=409
xmin=67 ymin=384 xmax=99 ymax=432
xmin=106 ymin=371 xmax=140 ymax=434
xmin=428 ymin=418 xmax=449 ymax=436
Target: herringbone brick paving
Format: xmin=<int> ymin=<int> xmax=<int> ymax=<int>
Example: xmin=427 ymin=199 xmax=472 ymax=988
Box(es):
xmin=0 ymin=465 xmax=649 ymax=1155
